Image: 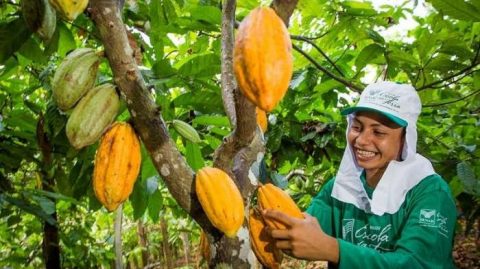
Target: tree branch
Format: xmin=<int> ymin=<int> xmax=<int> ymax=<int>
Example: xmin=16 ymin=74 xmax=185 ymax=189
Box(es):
xmin=88 ymin=0 xmax=213 ymax=231
xmin=291 ymin=34 xmax=344 ymax=76
xmin=417 ymin=43 xmax=480 ymax=91
xmin=292 ymin=44 xmax=363 ymax=92
xmin=423 ymin=88 xmax=480 ymax=107
xmin=220 ymin=0 xmax=237 ymax=127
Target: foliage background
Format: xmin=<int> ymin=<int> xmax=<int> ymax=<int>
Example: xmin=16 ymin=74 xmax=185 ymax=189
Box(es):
xmin=0 ymin=0 xmax=479 ymax=267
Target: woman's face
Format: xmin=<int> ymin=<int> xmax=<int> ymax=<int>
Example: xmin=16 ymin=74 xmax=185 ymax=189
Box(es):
xmin=347 ymin=111 xmax=405 ymax=173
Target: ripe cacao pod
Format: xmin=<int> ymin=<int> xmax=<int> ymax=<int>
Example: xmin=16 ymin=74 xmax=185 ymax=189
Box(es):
xmin=172 ymin=119 xmax=201 ymax=143
xmin=48 ymin=0 xmax=88 ymax=21
xmin=257 ymin=183 xmax=303 ymax=229
xmin=256 ymin=107 xmax=268 ymax=133
xmin=248 ymin=208 xmax=283 ymax=269
xmin=93 ymin=122 xmax=141 ymax=212
xmin=21 ymin=0 xmax=56 ymax=41
xmin=233 ymin=7 xmax=293 ymax=112
xmin=195 ymin=167 xmax=244 ymax=238
xmin=66 ymin=83 xmax=119 ymax=149
xmin=52 ymin=48 xmax=100 ymax=111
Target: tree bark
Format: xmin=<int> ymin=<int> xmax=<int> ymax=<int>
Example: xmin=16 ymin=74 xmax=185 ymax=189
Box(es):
xmin=36 ymin=115 xmax=61 ymax=269
xmin=137 ymin=221 xmax=149 ymax=267
xmin=114 ymin=205 xmax=123 ymax=269
xmin=160 ymin=216 xmax=173 ymax=269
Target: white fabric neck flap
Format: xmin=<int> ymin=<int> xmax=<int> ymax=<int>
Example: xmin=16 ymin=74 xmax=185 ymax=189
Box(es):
xmin=331 ymin=82 xmax=436 ymax=215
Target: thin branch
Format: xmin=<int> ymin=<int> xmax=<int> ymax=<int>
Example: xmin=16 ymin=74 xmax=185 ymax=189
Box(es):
xmin=418 ymin=43 xmax=480 ymax=91
xmin=428 ymin=69 xmax=479 ymax=89
xmin=424 ymin=88 xmax=480 ymax=107
xmin=220 ymin=0 xmax=237 ymax=127
xmin=291 ymin=34 xmax=344 ymax=76
xmin=292 ymin=44 xmax=363 ymax=92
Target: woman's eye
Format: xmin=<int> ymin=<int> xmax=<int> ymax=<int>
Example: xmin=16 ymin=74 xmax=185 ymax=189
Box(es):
xmin=351 ymin=125 xmax=361 ymax=131
xmin=374 ymin=130 xmax=386 ymax=136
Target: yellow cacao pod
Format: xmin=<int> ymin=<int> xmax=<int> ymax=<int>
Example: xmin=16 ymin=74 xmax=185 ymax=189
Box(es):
xmin=48 ymin=0 xmax=88 ymax=21
xmin=257 ymin=183 xmax=303 ymax=229
xmin=52 ymin=48 xmax=100 ymax=111
xmin=93 ymin=122 xmax=141 ymax=212
xmin=195 ymin=167 xmax=244 ymax=238
xmin=233 ymin=7 xmax=293 ymax=112
xmin=248 ymin=208 xmax=283 ymax=269
xmin=66 ymin=83 xmax=119 ymax=149
xmin=256 ymin=107 xmax=268 ymax=133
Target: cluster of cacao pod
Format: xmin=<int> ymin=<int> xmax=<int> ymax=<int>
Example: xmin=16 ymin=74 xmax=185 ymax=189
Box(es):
xmin=195 ymin=167 xmax=244 ymax=238
xmin=52 ymin=48 xmax=120 ymax=150
xmin=52 ymin=47 xmax=141 ymax=211
xmin=248 ymin=183 xmax=304 ymax=268
xmin=233 ymin=7 xmax=293 ymax=112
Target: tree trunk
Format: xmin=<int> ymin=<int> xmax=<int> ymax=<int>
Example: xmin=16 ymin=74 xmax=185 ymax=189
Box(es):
xmin=114 ymin=205 xmax=123 ymax=269
xmin=160 ymin=215 xmax=173 ymax=269
xmin=137 ymin=221 xmax=149 ymax=267
xmin=37 ymin=115 xmax=61 ymax=269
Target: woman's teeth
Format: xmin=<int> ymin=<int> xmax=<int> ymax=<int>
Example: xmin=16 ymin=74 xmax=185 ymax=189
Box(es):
xmin=357 ymin=149 xmax=376 ymax=157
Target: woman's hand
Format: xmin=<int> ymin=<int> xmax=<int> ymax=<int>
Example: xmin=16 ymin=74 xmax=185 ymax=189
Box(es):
xmin=262 ymin=210 xmax=339 ymax=263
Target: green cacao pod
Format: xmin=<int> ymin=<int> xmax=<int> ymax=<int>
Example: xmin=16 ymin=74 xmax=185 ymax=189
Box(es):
xmin=21 ymin=0 xmax=56 ymax=41
xmin=48 ymin=0 xmax=88 ymax=21
xmin=52 ymin=48 xmax=100 ymax=111
xmin=172 ymin=119 xmax=201 ymax=143
xmin=66 ymin=83 xmax=119 ymax=149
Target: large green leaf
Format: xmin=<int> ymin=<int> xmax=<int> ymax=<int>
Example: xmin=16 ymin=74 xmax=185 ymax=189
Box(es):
xmin=176 ymin=53 xmax=221 ymax=77
xmin=428 ymin=0 xmax=480 ymax=21
xmin=185 ymin=141 xmax=204 ymax=171
xmin=457 ymin=162 xmax=479 ymax=196
xmin=0 ymin=18 xmax=31 ymax=64
xmin=355 ymin=43 xmax=385 ymax=71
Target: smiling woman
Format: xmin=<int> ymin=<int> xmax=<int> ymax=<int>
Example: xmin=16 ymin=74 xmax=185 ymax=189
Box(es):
xmin=263 ymin=81 xmax=457 ymax=269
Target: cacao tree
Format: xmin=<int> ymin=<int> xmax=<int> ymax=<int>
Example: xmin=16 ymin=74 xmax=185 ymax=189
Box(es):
xmin=0 ymin=0 xmax=479 ymax=268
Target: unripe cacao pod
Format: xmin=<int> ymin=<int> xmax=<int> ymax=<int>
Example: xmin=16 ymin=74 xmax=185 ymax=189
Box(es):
xmin=52 ymin=48 xmax=100 ymax=111
xmin=66 ymin=83 xmax=119 ymax=149
xmin=248 ymin=208 xmax=283 ymax=269
xmin=48 ymin=0 xmax=88 ymax=21
xmin=172 ymin=119 xmax=201 ymax=143
xmin=93 ymin=122 xmax=141 ymax=212
xmin=21 ymin=0 xmax=56 ymax=41
xmin=256 ymin=107 xmax=268 ymax=133
xmin=257 ymin=183 xmax=303 ymax=229
xmin=233 ymin=7 xmax=293 ymax=112
xmin=195 ymin=167 xmax=244 ymax=238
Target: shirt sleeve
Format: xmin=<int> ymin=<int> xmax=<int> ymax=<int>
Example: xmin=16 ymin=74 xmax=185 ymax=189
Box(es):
xmin=306 ymin=179 xmax=336 ymax=236
xmin=337 ymin=188 xmax=457 ymax=269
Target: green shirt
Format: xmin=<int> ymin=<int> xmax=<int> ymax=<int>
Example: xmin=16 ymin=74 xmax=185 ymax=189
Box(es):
xmin=306 ymin=174 xmax=457 ymax=269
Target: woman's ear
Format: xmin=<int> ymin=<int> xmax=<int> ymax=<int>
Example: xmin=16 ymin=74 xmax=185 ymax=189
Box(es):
xmin=397 ymin=128 xmax=406 ymax=161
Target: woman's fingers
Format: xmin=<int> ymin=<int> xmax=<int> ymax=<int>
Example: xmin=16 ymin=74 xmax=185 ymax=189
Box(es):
xmin=262 ymin=209 xmax=296 ymax=227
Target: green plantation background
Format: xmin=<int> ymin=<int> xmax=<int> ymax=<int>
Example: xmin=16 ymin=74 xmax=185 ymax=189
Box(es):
xmin=0 ymin=0 xmax=479 ymax=268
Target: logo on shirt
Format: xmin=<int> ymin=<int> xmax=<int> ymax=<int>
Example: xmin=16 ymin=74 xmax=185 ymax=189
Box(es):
xmin=419 ymin=208 xmax=449 ymax=238
xmin=341 ymin=219 xmax=393 ymax=252
xmin=419 ymin=209 xmax=436 ymax=226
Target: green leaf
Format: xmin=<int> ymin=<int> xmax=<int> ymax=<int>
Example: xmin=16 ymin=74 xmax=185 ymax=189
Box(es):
xmin=0 ymin=18 xmax=32 ymax=64
xmin=173 ymin=91 xmax=224 ymax=114
xmin=130 ymin=177 xmax=148 ymax=220
xmin=457 ymin=162 xmax=479 ymax=196
xmin=185 ymin=141 xmax=204 ymax=172
xmin=342 ymin=1 xmax=377 ymax=16
xmin=148 ymin=190 xmax=163 ymax=223
xmin=153 ymin=58 xmax=176 ymax=79
xmin=56 ymin=22 xmax=76 ymax=57
xmin=2 ymin=195 xmax=56 ymax=225
xmin=176 ymin=53 xmax=221 ymax=77
xmin=192 ymin=115 xmax=230 ymax=127
xmin=355 ymin=44 xmax=384 ymax=71
xmin=428 ymin=0 xmax=480 ymax=22
xmin=189 ymin=6 xmax=221 ymax=26
xmin=18 ymin=37 xmax=48 ymax=64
